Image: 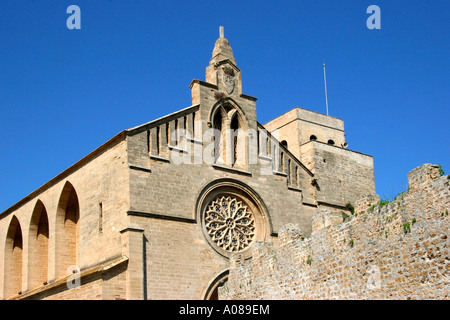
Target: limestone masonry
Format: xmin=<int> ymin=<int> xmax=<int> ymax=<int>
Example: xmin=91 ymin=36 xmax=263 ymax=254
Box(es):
xmin=0 ymin=28 xmax=446 ymax=300
xmin=221 ymin=164 xmax=449 ymax=300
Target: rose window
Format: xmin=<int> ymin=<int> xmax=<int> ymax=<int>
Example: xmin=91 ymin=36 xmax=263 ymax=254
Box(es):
xmin=204 ymin=196 xmax=255 ymax=252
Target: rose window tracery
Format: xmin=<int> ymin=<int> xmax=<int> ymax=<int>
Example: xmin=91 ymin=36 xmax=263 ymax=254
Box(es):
xmin=204 ymin=195 xmax=255 ymax=252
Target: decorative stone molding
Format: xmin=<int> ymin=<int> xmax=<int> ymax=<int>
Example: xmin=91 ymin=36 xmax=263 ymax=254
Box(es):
xmin=204 ymin=195 xmax=256 ymax=252
xmin=196 ymin=179 xmax=270 ymax=259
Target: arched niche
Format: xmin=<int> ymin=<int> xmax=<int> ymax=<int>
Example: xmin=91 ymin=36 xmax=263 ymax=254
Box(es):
xmin=55 ymin=181 xmax=80 ymax=279
xmin=28 ymin=200 xmax=49 ymax=289
xmin=4 ymin=216 xmax=23 ymax=298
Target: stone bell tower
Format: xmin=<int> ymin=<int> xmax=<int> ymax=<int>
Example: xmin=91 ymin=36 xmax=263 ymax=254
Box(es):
xmin=189 ymin=26 xmax=258 ymax=170
xmin=204 ymin=26 xmax=242 ymax=96
xmin=190 ymin=26 xmax=250 ymax=104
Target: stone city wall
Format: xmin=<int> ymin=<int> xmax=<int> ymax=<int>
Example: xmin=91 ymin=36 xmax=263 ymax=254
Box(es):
xmin=221 ymin=163 xmax=449 ymax=299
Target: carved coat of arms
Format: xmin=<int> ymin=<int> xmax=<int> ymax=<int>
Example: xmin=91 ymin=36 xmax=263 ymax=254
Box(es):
xmin=222 ymin=66 xmax=235 ymax=94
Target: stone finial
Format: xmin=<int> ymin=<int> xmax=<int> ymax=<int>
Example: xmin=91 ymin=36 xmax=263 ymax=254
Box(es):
xmin=204 ymin=26 xmax=240 ymax=92
xmin=210 ymin=26 xmax=236 ymax=65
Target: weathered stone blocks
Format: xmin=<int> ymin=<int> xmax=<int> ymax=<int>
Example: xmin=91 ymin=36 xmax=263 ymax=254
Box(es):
xmin=221 ymin=164 xmax=449 ymax=300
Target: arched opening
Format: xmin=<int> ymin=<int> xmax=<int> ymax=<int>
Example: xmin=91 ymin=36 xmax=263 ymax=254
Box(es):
xmin=288 ymin=159 xmax=292 ymax=183
xmin=56 ymin=181 xmax=80 ymax=279
xmin=230 ymin=112 xmax=245 ymax=167
xmin=310 ymin=135 xmax=317 ymax=141
xmin=28 ymin=200 xmax=49 ymax=289
xmin=281 ymin=140 xmax=288 ymax=149
xmin=4 ymin=216 xmax=23 ymax=298
xmin=156 ymin=126 xmax=160 ymax=155
xmin=327 ymin=139 xmax=335 ymax=146
xmin=210 ymin=101 xmax=248 ymax=168
xmin=203 ymin=270 xmax=229 ymax=300
xmin=165 ymin=123 xmax=170 ymax=145
xmin=213 ymin=109 xmax=224 ymax=164
xmin=174 ymin=119 xmax=178 ymax=145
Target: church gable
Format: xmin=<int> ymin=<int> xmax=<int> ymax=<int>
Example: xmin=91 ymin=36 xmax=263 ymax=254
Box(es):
xmin=0 ymin=26 xmax=377 ymax=300
xmin=122 ymin=28 xmax=318 ymax=237
xmin=125 ymin=27 xmax=315 ymax=203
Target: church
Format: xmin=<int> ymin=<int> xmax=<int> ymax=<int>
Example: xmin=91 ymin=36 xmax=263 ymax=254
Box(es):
xmin=0 ymin=27 xmax=376 ymax=300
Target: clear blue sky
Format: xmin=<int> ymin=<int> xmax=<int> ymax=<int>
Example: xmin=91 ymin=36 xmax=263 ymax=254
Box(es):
xmin=0 ymin=0 xmax=448 ymax=212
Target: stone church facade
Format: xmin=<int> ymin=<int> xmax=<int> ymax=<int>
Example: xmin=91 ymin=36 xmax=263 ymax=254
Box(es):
xmin=0 ymin=28 xmax=375 ymax=300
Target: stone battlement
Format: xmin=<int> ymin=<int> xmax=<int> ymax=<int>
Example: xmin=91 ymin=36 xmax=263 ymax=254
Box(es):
xmin=221 ymin=163 xmax=449 ymax=300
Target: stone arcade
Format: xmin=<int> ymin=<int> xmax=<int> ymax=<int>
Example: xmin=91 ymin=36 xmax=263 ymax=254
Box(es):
xmin=0 ymin=28 xmax=376 ymax=300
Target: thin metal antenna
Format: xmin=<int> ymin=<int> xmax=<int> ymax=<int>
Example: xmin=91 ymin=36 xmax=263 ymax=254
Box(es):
xmin=323 ymin=60 xmax=329 ymax=115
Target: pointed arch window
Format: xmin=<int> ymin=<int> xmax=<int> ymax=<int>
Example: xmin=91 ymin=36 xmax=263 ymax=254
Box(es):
xmin=211 ymin=103 xmax=247 ymax=169
xmin=213 ymin=109 xmax=224 ymax=164
xmin=230 ymin=113 xmax=240 ymax=166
